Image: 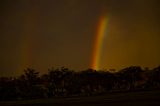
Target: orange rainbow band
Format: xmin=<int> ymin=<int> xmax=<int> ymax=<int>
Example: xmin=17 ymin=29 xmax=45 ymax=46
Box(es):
xmin=17 ymin=35 xmax=32 ymax=72
xmin=91 ymin=15 xmax=109 ymax=70
xmin=18 ymin=13 xmax=35 ymax=72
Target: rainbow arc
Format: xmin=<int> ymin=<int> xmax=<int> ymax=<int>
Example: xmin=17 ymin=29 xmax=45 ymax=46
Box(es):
xmin=91 ymin=15 xmax=109 ymax=70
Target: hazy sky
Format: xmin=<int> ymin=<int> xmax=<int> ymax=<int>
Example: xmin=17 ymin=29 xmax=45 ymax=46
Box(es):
xmin=0 ymin=0 xmax=160 ymax=76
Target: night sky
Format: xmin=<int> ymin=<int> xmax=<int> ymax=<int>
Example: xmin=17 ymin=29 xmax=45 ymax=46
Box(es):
xmin=0 ymin=0 xmax=160 ymax=76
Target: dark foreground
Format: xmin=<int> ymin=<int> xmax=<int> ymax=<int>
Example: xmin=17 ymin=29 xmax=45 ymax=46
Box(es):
xmin=0 ymin=90 xmax=160 ymax=106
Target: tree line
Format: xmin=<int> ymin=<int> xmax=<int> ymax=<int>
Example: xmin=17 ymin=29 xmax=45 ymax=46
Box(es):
xmin=0 ymin=66 xmax=160 ymax=100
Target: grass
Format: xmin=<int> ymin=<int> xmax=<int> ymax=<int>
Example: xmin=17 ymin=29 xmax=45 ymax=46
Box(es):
xmin=0 ymin=90 xmax=160 ymax=106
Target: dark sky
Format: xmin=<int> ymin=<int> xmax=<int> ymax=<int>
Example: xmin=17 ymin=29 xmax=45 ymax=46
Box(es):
xmin=0 ymin=0 xmax=160 ymax=76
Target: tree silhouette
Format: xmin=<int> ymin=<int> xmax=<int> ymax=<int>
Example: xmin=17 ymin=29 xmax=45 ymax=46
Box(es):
xmin=146 ymin=66 xmax=160 ymax=89
xmin=16 ymin=68 xmax=45 ymax=99
xmin=0 ymin=66 xmax=160 ymax=101
xmin=116 ymin=66 xmax=143 ymax=91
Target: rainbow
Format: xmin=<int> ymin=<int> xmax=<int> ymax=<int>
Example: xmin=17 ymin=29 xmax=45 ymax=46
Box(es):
xmin=91 ymin=15 xmax=109 ymax=70
xmin=17 ymin=12 xmax=36 ymax=72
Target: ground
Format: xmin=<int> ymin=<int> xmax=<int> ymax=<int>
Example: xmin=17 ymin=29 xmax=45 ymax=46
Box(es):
xmin=0 ymin=90 xmax=160 ymax=106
